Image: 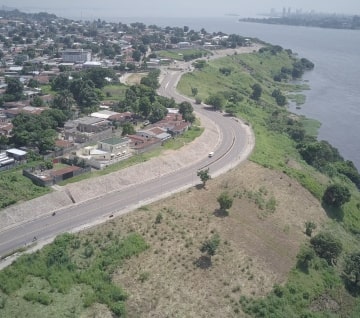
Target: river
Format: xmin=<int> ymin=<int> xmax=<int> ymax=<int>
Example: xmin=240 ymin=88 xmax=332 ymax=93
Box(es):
xmin=116 ymin=16 xmax=360 ymax=169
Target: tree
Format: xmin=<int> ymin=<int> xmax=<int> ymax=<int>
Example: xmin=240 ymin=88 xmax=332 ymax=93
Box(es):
xmin=251 ymin=83 xmax=262 ymax=101
xmin=217 ymin=192 xmax=233 ymax=213
xmin=132 ymin=49 xmax=142 ymax=62
xmin=219 ymin=67 xmax=232 ymax=76
xmin=192 ymin=60 xmax=207 ymax=69
xmin=5 ymin=77 xmax=24 ymax=100
xmin=205 ymin=93 xmax=226 ymax=111
xmin=344 ymin=251 xmax=360 ymax=288
xmin=197 ymin=168 xmax=211 ymax=188
xmin=27 ymin=78 xmax=40 ymax=88
xmin=191 ymin=87 xmax=198 ymax=96
xmin=10 ymin=113 xmax=57 ymax=153
xmin=178 ymin=101 xmax=195 ymax=123
xmin=42 ymin=109 xmax=68 ymax=128
xmin=30 ymin=96 xmax=44 ymax=107
xmin=310 ymin=232 xmax=343 ymax=265
xmin=52 ymin=90 xmax=75 ymax=113
xmin=296 ymin=245 xmax=315 ymax=270
xmin=200 ymin=233 xmax=220 ymax=258
xmin=51 ymin=73 xmax=70 ymax=91
xmin=272 ymin=89 xmax=287 ymax=106
xmin=149 ymin=101 xmax=168 ymax=123
xmin=298 ymin=140 xmax=343 ymax=170
xmin=138 ymin=97 xmax=152 ymax=118
xmin=83 ymin=67 xmax=116 ymax=89
xmin=323 ymin=184 xmax=351 ymax=208
xmin=121 ymin=122 xmax=135 ymax=136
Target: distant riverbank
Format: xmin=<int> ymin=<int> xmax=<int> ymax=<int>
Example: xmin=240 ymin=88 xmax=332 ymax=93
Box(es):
xmin=239 ymin=14 xmax=360 ymax=30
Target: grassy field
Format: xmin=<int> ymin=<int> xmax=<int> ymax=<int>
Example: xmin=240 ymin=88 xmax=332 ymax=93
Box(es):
xmin=176 ymin=47 xmax=360 ymax=316
xmin=1 ymin=47 xmax=360 ymax=317
xmin=0 ymin=166 xmax=51 ymax=209
xmin=156 ymin=48 xmax=211 ymax=61
xmin=102 ymin=84 xmax=128 ymax=102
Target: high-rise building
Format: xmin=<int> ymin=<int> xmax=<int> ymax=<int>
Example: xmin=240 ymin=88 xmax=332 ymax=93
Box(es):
xmin=61 ymin=49 xmax=91 ymax=63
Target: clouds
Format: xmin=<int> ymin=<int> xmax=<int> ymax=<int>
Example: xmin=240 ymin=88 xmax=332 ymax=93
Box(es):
xmin=3 ymin=0 xmax=360 ymax=19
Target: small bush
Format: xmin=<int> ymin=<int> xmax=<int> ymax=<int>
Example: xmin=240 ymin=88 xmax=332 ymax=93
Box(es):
xmin=304 ymin=221 xmax=316 ymax=237
xmin=138 ymin=272 xmax=150 ymax=283
xmin=155 ymin=212 xmax=163 ymax=224
xmin=23 ymin=291 xmax=52 ymax=305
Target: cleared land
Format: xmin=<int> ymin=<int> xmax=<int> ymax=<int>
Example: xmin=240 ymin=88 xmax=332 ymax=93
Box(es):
xmin=0 ymin=161 xmax=327 ymax=317
xmin=86 ymin=161 xmax=326 ymax=317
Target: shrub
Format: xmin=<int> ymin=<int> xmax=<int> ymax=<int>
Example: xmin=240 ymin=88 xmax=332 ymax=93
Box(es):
xmin=310 ymin=232 xmax=342 ymax=265
xmin=296 ymin=245 xmax=315 ymax=270
xmin=155 ymin=212 xmax=163 ymax=224
xmin=323 ymin=184 xmax=351 ymax=208
xmin=200 ymin=233 xmax=220 ymax=257
xmin=304 ymin=221 xmax=316 ymax=237
xmin=23 ymin=291 xmax=52 ymax=305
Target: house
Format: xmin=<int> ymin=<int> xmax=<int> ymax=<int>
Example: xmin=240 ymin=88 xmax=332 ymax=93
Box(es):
xmin=178 ymin=41 xmax=191 ymax=48
xmin=97 ymin=136 xmax=130 ymax=156
xmin=23 ymin=164 xmax=88 ymax=186
xmin=4 ymin=105 xmax=45 ymax=118
xmin=127 ymin=134 xmax=162 ymax=154
xmin=83 ymin=61 xmax=102 ymax=68
xmin=61 ymin=49 xmax=91 ymax=63
xmin=0 ymin=122 xmax=13 ymax=136
xmin=90 ymin=110 xmax=133 ymax=123
xmin=67 ymin=117 xmax=111 ymax=133
xmin=6 ymin=148 xmax=27 ymax=161
xmin=72 ymin=136 xmax=131 ymax=169
xmin=137 ymin=127 xmax=171 ymax=141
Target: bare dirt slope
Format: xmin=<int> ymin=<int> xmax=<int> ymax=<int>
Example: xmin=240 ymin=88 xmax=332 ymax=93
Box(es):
xmin=83 ymin=160 xmax=326 ymax=318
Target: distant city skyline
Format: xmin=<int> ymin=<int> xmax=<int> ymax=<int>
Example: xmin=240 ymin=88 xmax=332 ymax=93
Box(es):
xmin=1 ymin=1 xmax=359 ymax=20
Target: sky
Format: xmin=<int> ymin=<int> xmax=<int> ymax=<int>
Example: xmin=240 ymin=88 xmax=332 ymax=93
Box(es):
xmin=1 ymin=0 xmax=360 ymax=20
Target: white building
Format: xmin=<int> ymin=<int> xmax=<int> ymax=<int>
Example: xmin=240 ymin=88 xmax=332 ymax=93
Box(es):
xmin=61 ymin=49 xmax=91 ymax=63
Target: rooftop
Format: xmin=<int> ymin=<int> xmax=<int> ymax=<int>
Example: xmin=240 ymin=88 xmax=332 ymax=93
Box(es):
xmin=101 ymin=137 xmax=128 ymax=145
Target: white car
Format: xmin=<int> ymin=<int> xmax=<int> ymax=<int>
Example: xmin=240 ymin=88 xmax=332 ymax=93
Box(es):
xmin=208 ymin=152 xmax=214 ymax=158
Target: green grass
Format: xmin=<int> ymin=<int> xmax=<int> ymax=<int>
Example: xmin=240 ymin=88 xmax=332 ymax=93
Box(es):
xmin=301 ymin=117 xmax=321 ymax=137
xmin=156 ymin=48 xmax=210 ymax=61
xmin=178 ymin=49 xmax=329 ymax=198
xmin=102 ymin=84 xmax=127 ymax=101
xmin=288 ymin=93 xmax=307 ymax=105
xmin=163 ymin=126 xmax=204 ymax=150
xmin=39 ymin=85 xmax=54 ymax=96
xmin=0 ymin=232 xmax=148 ymax=317
xmin=0 ymin=167 xmax=51 ymax=210
xmin=178 ymin=45 xmax=360 ymax=317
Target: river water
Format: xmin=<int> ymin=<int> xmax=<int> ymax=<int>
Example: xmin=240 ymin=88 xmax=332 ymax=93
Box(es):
xmin=117 ymin=16 xmax=360 ymax=169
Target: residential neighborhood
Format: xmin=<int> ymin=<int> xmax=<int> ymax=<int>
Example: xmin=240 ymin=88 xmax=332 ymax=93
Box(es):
xmin=0 ymin=8 xmax=253 ymax=183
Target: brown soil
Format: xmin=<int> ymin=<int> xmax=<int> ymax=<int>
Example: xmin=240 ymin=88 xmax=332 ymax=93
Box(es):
xmin=83 ymin=160 xmax=326 ymax=317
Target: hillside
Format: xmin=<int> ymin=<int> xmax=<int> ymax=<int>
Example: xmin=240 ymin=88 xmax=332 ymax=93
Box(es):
xmin=1 ymin=45 xmax=360 ymax=317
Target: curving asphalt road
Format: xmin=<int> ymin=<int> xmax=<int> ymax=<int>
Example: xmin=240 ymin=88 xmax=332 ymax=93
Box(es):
xmin=0 ymin=60 xmax=255 ymax=266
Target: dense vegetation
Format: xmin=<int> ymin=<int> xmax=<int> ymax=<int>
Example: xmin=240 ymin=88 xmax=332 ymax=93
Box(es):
xmin=0 ymin=232 xmax=148 ymax=317
xmin=178 ymin=44 xmax=360 ymax=316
